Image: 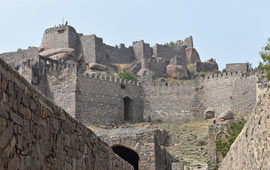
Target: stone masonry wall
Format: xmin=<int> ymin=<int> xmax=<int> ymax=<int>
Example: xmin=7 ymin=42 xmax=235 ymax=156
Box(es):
xmin=0 ymin=47 xmax=39 ymax=68
xmin=143 ymin=72 xmax=257 ymax=122
xmin=76 ymin=73 xmax=143 ymax=125
xmin=37 ymin=64 xmax=78 ymax=118
xmin=40 ymin=26 xmax=79 ymax=50
xmin=0 ymin=58 xmax=134 ymax=170
xmin=226 ymin=63 xmax=248 ymax=73
xmin=95 ymin=128 xmax=172 ymax=170
xmin=219 ymin=85 xmax=270 ymax=170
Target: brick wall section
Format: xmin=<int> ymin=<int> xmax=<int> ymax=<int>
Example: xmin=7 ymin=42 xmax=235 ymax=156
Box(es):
xmin=0 ymin=58 xmax=134 ymax=170
xmin=219 ymin=85 xmax=270 ymax=170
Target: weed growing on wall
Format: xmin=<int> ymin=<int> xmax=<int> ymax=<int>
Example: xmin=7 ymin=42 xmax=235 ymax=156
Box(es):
xmin=115 ymin=69 xmax=137 ymax=81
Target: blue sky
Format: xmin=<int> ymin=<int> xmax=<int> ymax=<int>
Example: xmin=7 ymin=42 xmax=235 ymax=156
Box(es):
xmin=0 ymin=0 xmax=269 ymax=69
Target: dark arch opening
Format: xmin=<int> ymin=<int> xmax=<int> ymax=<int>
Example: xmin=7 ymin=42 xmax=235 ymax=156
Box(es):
xmin=112 ymin=145 xmax=139 ymax=170
xmin=123 ymin=97 xmax=133 ymax=121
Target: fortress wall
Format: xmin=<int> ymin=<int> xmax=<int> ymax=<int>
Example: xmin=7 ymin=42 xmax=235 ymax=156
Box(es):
xmin=152 ymin=44 xmax=187 ymax=62
xmin=0 ymin=58 xmax=133 ymax=170
xmin=0 ymin=47 xmax=39 ymax=68
xmin=133 ymin=41 xmax=152 ymax=61
xmin=202 ymin=73 xmax=257 ymax=117
xmin=143 ymin=81 xmax=201 ymax=122
xmin=143 ymin=73 xmax=257 ymax=122
xmin=80 ymin=35 xmax=100 ymax=63
xmin=142 ymin=58 xmax=169 ymax=77
xmin=101 ymin=44 xmax=135 ymax=64
xmin=40 ymin=26 xmax=79 ymax=50
xmin=226 ymin=63 xmax=248 ymax=73
xmin=219 ymin=85 xmax=270 ymax=170
xmin=76 ymin=73 xmax=143 ymax=125
xmin=37 ymin=64 xmax=78 ymax=118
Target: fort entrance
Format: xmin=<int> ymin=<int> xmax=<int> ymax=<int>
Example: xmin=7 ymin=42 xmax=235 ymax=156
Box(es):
xmin=123 ymin=97 xmax=133 ymax=121
xmin=112 ymin=145 xmax=139 ymax=170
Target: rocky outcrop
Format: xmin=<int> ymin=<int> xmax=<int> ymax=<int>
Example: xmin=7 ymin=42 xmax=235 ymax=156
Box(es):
xmin=219 ymin=86 xmax=270 ymax=170
xmin=166 ymin=65 xmax=188 ymax=79
xmin=39 ymin=48 xmax=74 ymax=57
xmin=218 ymin=110 xmax=234 ymax=121
xmin=88 ymin=63 xmax=107 ymax=71
xmin=185 ymin=48 xmax=201 ymax=64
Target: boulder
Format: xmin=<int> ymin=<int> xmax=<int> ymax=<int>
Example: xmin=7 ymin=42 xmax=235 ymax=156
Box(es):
xmin=185 ymin=48 xmax=201 ymax=64
xmin=137 ymin=68 xmax=153 ymax=78
xmin=49 ymin=53 xmax=69 ymax=60
xmin=204 ymin=107 xmax=215 ymax=119
xmin=88 ymin=63 xmax=107 ymax=71
xmin=166 ymin=65 xmax=188 ymax=79
xmin=39 ymin=48 xmax=74 ymax=57
xmin=218 ymin=110 xmax=234 ymax=120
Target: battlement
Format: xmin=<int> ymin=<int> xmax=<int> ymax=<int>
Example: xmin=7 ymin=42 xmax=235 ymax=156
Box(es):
xmin=44 ymin=25 xmax=76 ymax=35
xmin=82 ymin=72 xmax=141 ymax=87
xmin=41 ymin=62 xmax=78 ymax=75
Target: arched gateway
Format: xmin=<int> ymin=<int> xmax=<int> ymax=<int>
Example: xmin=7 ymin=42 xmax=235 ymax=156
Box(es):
xmin=112 ymin=145 xmax=139 ymax=170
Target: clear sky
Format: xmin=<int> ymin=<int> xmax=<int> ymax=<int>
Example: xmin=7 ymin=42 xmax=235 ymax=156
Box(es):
xmin=0 ymin=0 xmax=269 ymax=69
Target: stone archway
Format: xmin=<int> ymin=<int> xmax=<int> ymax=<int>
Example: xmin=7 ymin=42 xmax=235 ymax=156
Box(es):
xmin=216 ymin=131 xmax=227 ymax=164
xmin=123 ymin=97 xmax=133 ymax=121
xmin=112 ymin=145 xmax=139 ymax=170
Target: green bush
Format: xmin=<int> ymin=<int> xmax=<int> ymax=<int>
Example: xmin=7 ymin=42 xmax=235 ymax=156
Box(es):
xmin=259 ymin=38 xmax=270 ymax=80
xmin=215 ymin=117 xmax=246 ymax=158
xmin=115 ymin=70 xmax=137 ymax=81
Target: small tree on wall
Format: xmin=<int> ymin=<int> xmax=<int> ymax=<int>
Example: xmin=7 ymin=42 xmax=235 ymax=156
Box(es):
xmin=215 ymin=117 xmax=246 ymax=158
xmin=259 ymin=38 xmax=270 ymax=80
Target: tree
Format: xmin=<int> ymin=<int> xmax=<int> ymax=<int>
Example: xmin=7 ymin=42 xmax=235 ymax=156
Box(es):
xmin=259 ymin=38 xmax=270 ymax=80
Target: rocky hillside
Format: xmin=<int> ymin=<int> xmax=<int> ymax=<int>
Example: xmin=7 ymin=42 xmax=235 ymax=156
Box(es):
xmin=219 ymin=85 xmax=270 ymax=169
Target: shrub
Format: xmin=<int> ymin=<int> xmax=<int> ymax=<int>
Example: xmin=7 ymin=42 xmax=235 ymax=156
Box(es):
xmin=215 ymin=117 xmax=246 ymax=158
xmin=259 ymin=38 xmax=270 ymax=80
xmin=115 ymin=70 xmax=137 ymax=81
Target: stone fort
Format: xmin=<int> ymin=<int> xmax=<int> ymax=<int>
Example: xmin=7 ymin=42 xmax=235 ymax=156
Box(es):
xmin=0 ymin=24 xmax=263 ymax=170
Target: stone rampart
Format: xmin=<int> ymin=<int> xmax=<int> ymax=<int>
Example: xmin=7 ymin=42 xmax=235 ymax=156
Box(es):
xmin=219 ymin=85 xmax=270 ymax=170
xmin=76 ymin=72 xmax=143 ymax=125
xmin=143 ymin=71 xmax=257 ymax=122
xmin=0 ymin=58 xmax=134 ymax=170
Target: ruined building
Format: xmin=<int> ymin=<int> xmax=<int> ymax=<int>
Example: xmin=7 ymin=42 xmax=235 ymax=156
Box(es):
xmin=0 ymin=24 xmax=263 ymax=169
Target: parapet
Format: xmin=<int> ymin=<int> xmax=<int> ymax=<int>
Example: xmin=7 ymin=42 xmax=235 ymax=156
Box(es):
xmin=82 ymin=72 xmax=141 ymax=87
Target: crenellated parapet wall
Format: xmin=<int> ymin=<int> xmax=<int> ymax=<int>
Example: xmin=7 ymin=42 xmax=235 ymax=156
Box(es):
xmin=76 ymin=72 xmax=143 ymax=125
xmin=143 ymin=71 xmax=258 ymax=122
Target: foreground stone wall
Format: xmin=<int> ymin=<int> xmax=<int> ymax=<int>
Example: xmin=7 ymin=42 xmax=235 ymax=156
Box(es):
xmin=219 ymin=85 xmax=270 ymax=170
xmin=0 ymin=58 xmax=134 ymax=170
